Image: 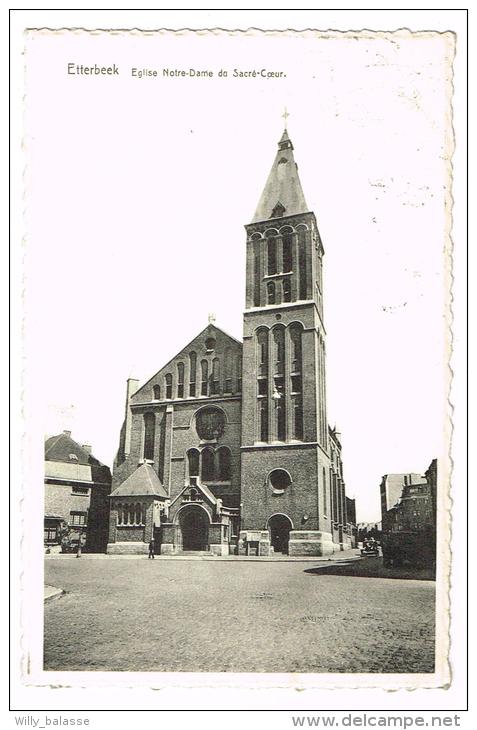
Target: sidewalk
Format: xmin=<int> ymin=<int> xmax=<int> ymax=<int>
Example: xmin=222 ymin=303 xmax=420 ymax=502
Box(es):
xmin=44 ymin=584 xmax=64 ymax=602
xmin=45 ymin=548 xmax=362 ymax=563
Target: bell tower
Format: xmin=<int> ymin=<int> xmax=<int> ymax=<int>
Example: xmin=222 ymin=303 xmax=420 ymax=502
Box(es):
xmin=239 ymin=125 xmax=334 ymax=556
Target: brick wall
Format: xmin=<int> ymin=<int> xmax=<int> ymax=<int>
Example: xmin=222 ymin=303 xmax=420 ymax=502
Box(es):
xmin=112 ymin=398 xmax=242 ymax=508
xmin=241 ymin=444 xmax=331 ymax=533
xmin=115 ymin=526 xmax=146 ymax=542
xmin=45 ymin=478 xmax=111 ymax=552
xmin=45 ymin=481 xmax=91 ymax=518
xmin=241 ymin=304 xmax=327 ymax=449
xmin=108 ymin=500 xmax=155 ymax=545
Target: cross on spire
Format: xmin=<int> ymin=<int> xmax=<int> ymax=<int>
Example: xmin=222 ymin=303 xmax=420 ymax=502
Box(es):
xmin=282 ymin=106 xmax=290 ymax=129
xmin=208 ymin=312 xmax=216 ymax=324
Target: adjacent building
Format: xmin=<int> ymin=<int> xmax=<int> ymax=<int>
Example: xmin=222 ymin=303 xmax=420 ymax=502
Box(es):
xmin=379 ymin=463 xmax=437 ymax=567
xmin=44 ymin=430 xmax=112 ymax=552
xmin=380 ymin=473 xmax=425 ymax=532
xmin=345 ymin=496 xmax=357 ymax=548
xmin=329 ymin=428 xmax=354 ymax=549
xmin=106 ymin=126 xmax=356 ymax=556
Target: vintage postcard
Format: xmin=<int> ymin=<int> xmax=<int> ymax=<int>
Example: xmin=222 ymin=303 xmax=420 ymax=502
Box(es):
xmin=12 ymin=9 xmax=468 ymax=714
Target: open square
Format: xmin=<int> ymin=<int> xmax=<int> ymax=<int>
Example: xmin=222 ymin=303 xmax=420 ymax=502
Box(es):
xmin=44 ymin=557 xmax=435 ymax=674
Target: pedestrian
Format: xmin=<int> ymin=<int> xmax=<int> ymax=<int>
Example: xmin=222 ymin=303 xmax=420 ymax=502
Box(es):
xmin=148 ymin=538 xmax=155 ymax=559
xmin=76 ymin=532 xmax=86 ymax=558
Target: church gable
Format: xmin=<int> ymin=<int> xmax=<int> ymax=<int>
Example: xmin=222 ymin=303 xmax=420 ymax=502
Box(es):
xmin=132 ymin=324 xmax=243 ymax=404
xmin=170 ymin=480 xmax=218 ymax=510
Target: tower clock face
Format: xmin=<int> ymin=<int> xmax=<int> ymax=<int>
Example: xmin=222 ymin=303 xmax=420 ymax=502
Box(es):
xmin=196 ymin=407 xmax=226 ymax=441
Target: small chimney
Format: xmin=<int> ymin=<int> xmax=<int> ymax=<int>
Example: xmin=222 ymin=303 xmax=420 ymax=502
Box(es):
xmin=63 ymin=430 xmax=71 ymax=437
xmin=82 ymin=444 xmax=92 ymax=455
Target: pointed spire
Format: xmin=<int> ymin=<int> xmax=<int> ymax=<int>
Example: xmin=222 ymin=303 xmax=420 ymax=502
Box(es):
xmin=251 ymin=127 xmax=308 ymax=223
xmin=278 ymin=128 xmax=293 ymax=150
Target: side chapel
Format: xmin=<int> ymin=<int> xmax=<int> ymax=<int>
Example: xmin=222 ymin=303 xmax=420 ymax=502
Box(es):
xmin=107 ymin=126 xmax=355 ymax=556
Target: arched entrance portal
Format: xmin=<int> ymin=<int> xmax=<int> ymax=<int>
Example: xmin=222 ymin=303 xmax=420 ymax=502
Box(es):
xmin=179 ymin=506 xmax=209 ymax=552
xmin=268 ymin=514 xmax=293 ymax=555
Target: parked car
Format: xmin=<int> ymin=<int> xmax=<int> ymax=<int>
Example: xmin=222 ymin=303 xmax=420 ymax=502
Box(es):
xmin=61 ymin=532 xmax=84 ymax=554
xmin=360 ymin=539 xmax=379 ymax=556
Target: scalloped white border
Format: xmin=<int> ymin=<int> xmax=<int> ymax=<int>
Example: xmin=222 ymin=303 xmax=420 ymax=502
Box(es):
xmin=10 ymin=10 xmax=468 ymax=713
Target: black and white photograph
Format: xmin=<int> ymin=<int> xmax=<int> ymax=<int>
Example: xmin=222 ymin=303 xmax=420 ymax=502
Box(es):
xmin=10 ymin=7 xmax=469 ymax=721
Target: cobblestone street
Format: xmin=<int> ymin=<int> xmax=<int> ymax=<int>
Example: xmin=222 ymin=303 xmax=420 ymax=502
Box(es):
xmin=44 ymin=558 xmax=435 ymax=673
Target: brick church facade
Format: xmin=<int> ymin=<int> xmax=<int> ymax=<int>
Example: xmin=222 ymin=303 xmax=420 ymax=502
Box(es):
xmin=107 ymin=127 xmax=355 ymax=556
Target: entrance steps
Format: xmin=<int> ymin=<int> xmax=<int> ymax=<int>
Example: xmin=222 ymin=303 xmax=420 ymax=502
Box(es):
xmin=176 ymin=550 xmax=210 ymax=556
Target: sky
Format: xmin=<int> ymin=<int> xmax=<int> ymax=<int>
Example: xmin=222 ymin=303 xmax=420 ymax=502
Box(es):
xmin=23 ymin=28 xmax=454 ymax=522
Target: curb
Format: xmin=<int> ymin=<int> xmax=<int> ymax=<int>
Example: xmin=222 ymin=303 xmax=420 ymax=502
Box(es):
xmin=44 ymin=585 xmax=65 ymax=603
xmin=45 ymin=552 xmax=362 ymax=563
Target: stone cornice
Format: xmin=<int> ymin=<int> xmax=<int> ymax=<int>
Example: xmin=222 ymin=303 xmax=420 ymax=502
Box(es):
xmin=130 ymin=395 xmax=242 ymax=410
xmin=241 ymin=441 xmax=329 ymax=458
xmin=245 ymin=211 xmax=317 ymax=236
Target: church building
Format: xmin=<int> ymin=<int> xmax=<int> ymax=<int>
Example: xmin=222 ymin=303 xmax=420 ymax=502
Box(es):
xmin=107 ymin=126 xmax=355 ymax=557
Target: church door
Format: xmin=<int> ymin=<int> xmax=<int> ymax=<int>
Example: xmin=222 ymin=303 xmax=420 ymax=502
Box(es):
xmin=268 ymin=514 xmax=292 ymax=554
xmin=179 ymin=506 xmax=209 ymax=551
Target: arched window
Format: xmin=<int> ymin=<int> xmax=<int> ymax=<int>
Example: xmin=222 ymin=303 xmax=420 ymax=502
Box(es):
xmin=254 ymin=246 xmax=261 ymax=307
xmin=289 ymin=324 xmax=304 ymax=440
xmin=267 ymin=237 xmax=277 ymax=275
xmin=143 ymin=412 xmax=155 ymax=461
xmin=117 ymin=503 xmax=122 ymax=525
xmin=289 ymin=323 xmax=303 ymax=374
xmin=322 ymin=467 xmax=327 ymax=517
xmin=282 ymin=233 xmax=293 ymax=272
xmin=267 ymin=281 xmax=276 ymax=305
xmin=259 ymin=398 xmax=269 ymax=442
xmin=257 ymin=328 xmax=269 ymax=377
xmin=283 ymin=277 xmax=291 ymax=302
xmin=293 ymin=399 xmax=304 ymax=441
xmin=122 ymin=504 xmax=128 ymax=525
xmin=153 ymin=384 xmax=161 ymax=400
xmin=257 ymin=328 xmax=268 ymax=397
xmin=217 ymin=447 xmax=231 ymax=481
xmin=201 ymin=448 xmax=215 ymax=482
xmin=201 ymin=360 xmax=208 ymax=396
xmin=189 ymin=351 xmax=197 ymax=397
xmin=224 ymin=348 xmax=233 ymax=393
xmin=165 ymin=373 xmax=173 ymax=400
xmin=272 ymin=327 xmax=285 ymax=438
xmin=273 ymin=326 xmax=285 ymax=375
xmin=135 ymin=503 xmax=142 ymax=525
xmin=276 ymin=399 xmax=286 ymax=441
xmin=236 ymin=355 xmax=242 ymax=393
xmin=187 ymin=448 xmax=200 ymax=478
xmin=129 ymin=504 xmax=135 ymax=525
xmin=177 ymin=362 xmax=185 ymax=398
xmin=211 ymin=357 xmax=220 ymax=395
xmin=298 ymin=228 xmax=307 ymax=300
xmin=257 ymin=379 xmax=267 ymax=397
